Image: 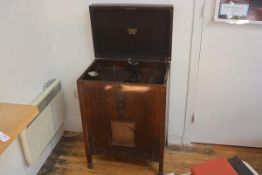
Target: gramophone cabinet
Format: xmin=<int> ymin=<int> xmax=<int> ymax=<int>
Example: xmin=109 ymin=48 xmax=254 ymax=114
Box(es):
xmin=77 ymin=4 xmax=173 ymax=175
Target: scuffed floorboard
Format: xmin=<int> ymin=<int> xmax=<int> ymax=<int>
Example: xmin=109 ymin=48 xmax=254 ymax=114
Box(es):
xmin=38 ymin=132 xmax=262 ymax=175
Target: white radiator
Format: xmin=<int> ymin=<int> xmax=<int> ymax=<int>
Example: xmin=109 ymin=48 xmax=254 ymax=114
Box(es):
xmin=20 ymin=79 xmax=65 ymax=165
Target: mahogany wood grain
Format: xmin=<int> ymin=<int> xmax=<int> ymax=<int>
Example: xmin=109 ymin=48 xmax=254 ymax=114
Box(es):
xmin=77 ymin=79 xmax=168 ymax=175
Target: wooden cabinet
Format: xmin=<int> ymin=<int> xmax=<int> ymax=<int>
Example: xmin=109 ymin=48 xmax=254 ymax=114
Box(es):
xmin=78 ymin=74 xmax=168 ymax=175
xmin=77 ymin=4 xmax=173 ymax=175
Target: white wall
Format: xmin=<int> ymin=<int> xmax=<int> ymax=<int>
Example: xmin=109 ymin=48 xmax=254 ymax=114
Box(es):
xmin=0 ymin=0 xmax=54 ymax=103
xmin=168 ymin=0 xmax=195 ymax=144
xmin=44 ymin=0 xmax=195 ymax=145
xmin=44 ymin=0 xmax=95 ymax=131
xmin=0 ymin=0 xmax=61 ymax=174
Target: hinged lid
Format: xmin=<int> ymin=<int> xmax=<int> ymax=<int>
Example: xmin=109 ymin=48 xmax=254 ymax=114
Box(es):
xmin=89 ymin=4 xmax=173 ymax=61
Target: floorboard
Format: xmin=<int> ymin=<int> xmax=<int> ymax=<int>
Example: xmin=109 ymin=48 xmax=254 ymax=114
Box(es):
xmin=38 ymin=132 xmax=262 ymax=175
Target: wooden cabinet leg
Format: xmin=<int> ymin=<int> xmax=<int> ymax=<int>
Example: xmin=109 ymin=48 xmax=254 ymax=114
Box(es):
xmin=82 ymin=128 xmax=93 ymax=169
xmin=85 ymin=144 xmax=93 ymax=169
xmin=158 ymin=160 xmax=164 ymax=175
xmin=159 ymin=137 xmax=165 ymax=175
xmin=87 ymin=154 xmax=93 ymax=169
xmin=87 ymin=137 xmax=93 ymax=169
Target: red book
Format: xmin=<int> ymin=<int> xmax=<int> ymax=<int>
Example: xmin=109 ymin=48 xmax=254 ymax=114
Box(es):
xmin=191 ymin=157 xmax=238 ymax=175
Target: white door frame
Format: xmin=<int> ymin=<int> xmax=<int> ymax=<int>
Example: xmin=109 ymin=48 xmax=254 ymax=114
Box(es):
xmin=182 ymin=0 xmax=206 ymax=145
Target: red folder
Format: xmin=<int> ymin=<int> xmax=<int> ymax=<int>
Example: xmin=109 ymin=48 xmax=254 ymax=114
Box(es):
xmin=191 ymin=157 xmax=238 ymax=175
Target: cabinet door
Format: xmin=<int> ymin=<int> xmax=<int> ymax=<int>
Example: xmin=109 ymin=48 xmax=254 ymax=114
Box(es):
xmin=82 ymin=82 xmax=166 ymax=160
xmin=82 ymin=83 xmax=118 ymax=151
xmin=119 ymin=84 xmax=166 ymax=160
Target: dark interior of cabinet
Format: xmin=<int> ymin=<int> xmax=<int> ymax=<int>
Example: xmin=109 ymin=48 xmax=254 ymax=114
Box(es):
xmin=80 ymin=59 xmax=169 ymax=84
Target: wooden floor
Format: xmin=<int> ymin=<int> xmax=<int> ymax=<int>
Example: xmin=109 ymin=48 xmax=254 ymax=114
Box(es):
xmin=38 ymin=132 xmax=262 ymax=175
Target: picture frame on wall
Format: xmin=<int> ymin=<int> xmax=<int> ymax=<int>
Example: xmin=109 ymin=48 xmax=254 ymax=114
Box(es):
xmin=214 ymin=0 xmax=262 ymax=24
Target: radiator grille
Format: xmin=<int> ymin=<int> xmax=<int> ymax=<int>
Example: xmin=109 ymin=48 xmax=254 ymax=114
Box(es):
xmin=37 ymin=83 xmax=61 ymax=113
xmin=20 ymin=79 xmax=64 ymax=165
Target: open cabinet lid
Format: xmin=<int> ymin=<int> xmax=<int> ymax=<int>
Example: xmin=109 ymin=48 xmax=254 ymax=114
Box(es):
xmin=89 ymin=4 xmax=173 ymax=61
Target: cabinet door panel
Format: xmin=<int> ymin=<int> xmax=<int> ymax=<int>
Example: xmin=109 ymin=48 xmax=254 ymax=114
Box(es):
xmin=81 ymin=82 xmax=166 ymax=160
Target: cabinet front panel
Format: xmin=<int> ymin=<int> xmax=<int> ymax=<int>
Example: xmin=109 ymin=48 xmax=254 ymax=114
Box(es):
xmin=80 ymin=82 xmax=166 ymax=160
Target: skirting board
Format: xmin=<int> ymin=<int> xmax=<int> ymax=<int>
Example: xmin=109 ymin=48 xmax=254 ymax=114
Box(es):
xmin=167 ymin=134 xmax=183 ymax=145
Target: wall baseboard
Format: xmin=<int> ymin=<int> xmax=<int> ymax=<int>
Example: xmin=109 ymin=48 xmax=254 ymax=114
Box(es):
xmin=64 ymin=122 xmax=83 ymax=133
xmin=168 ymin=134 xmax=183 ymax=145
